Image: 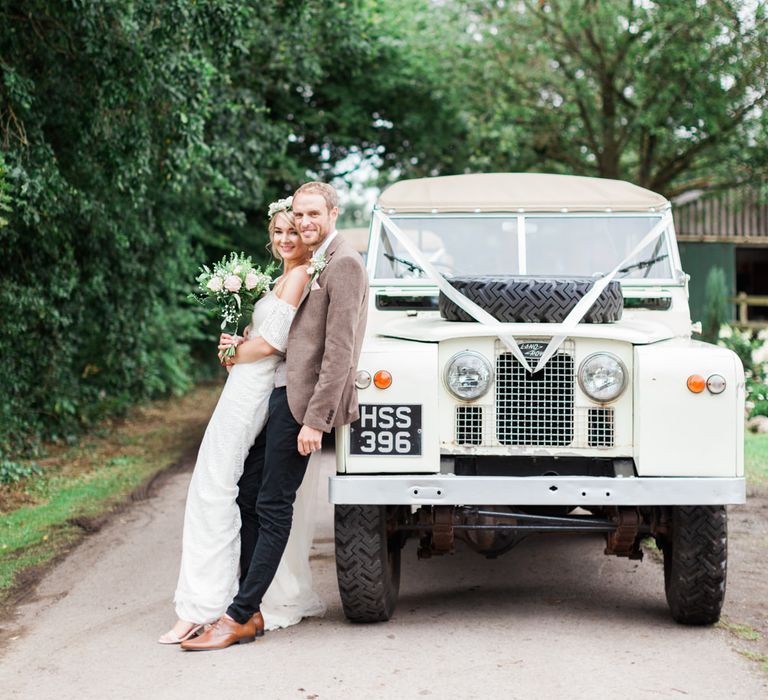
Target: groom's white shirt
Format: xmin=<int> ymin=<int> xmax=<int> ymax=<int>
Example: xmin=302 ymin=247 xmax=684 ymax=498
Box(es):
xmin=311 ymin=229 xmax=338 ymax=260
xmin=273 ymin=229 xmax=339 ymax=388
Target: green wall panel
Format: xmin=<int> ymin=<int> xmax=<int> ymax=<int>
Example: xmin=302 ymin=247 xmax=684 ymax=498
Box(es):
xmin=678 ymin=242 xmax=735 ymax=323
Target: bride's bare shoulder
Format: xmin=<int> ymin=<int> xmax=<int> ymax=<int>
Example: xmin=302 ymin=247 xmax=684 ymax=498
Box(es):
xmin=276 ymin=264 xmax=311 ymax=306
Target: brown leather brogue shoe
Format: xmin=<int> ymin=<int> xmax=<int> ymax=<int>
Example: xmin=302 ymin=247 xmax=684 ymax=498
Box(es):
xmin=181 ymin=612 xmax=264 ymax=651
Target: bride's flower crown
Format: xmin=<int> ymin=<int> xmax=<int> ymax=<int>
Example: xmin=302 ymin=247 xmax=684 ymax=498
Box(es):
xmin=267 ymin=196 xmax=293 ymax=219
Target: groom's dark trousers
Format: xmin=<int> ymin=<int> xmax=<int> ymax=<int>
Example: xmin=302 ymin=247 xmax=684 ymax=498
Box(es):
xmin=227 ymin=386 xmax=309 ymax=624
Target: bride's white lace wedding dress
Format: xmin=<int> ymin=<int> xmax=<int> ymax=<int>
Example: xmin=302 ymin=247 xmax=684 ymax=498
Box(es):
xmin=173 ymin=290 xmax=325 ymax=629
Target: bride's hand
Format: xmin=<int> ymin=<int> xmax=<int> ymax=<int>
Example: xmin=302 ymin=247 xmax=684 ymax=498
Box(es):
xmin=218 ymin=332 xmax=239 ymax=347
xmin=218 ymin=333 xmax=240 ymax=366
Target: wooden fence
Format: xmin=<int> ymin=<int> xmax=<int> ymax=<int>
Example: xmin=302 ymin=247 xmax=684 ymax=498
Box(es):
xmin=730 ymin=293 xmax=768 ymax=328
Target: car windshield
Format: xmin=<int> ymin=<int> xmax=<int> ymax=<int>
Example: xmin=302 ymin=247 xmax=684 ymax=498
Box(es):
xmin=374 ymin=215 xmax=673 ymax=281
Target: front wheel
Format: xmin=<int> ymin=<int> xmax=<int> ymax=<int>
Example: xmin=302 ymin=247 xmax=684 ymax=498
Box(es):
xmin=334 ymin=504 xmax=402 ymax=623
xmin=660 ymin=505 xmax=727 ymax=625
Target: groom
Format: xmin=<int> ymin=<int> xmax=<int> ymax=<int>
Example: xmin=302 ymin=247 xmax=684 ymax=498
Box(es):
xmin=183 ymin=181 xmax=369 ymax=650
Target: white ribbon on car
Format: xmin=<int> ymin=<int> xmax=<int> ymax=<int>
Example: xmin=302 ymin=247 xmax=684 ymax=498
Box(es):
xmin=530 ymin=212 xmax=673 ymax=372
xmin=375 ymin=210 xmax=537 ymax=372
xmin=375 ymin=210 xmax=673 ymax=374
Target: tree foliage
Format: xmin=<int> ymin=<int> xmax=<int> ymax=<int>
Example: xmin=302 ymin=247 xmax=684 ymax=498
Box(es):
xmin=434 ymin=0 xmax=768 ymax=196
xmin=0 ymin=0 xmax=450 ymax=460
xmin=0 ymin=1 xmax=256 ymax=458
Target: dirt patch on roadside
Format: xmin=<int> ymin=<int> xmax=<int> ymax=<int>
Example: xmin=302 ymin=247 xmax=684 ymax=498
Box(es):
xmin=0 ymin=382 xmax=221 ymax=515
xmin=0 ymin=488 xmax=37 ymax=513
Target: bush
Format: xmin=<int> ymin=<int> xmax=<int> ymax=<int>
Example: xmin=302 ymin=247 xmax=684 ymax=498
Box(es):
xmin=702 ymin=267 xmax=729 ymax=342
xmin=0 ymin=459 xmax=41 ymax=485
xmin=718 ymin=326 xmax=768 ymax=417
xmin=0 ymin=2 xmax=262 ymax=461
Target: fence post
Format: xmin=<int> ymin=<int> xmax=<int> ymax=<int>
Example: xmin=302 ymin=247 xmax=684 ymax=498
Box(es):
xmin=737 ymin=292 xmax=748 ymax=324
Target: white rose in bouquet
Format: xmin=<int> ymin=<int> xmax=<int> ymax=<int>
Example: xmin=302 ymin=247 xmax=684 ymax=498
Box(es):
xmin=207 ymin=276 xmax=223 ymax=292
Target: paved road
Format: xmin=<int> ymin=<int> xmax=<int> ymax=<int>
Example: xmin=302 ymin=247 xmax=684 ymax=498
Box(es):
xmin=1 ymin=451 xmax=765 ymax=699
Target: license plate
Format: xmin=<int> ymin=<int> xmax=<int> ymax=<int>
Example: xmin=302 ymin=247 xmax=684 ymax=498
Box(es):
xmin=349 ymin=404 xmax=422 ymax=456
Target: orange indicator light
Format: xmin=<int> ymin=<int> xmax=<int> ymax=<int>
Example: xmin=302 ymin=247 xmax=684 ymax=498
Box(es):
xmin=687 ymin=374 xmax=706 ymax=393
xmin=373 ymin=370 xmax=392 ymax=389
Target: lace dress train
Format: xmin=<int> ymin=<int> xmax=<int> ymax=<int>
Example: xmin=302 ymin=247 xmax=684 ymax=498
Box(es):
xmin=173 ymin=292 xmax=324 ymax=627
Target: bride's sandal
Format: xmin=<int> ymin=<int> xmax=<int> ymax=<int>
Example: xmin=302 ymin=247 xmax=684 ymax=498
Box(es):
xmin=157 ymin=623 xmax=204 ymax=645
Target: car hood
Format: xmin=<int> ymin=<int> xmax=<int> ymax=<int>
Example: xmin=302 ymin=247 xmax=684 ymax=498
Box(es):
xmin=377 ymin=315 xmax=676 ymax=345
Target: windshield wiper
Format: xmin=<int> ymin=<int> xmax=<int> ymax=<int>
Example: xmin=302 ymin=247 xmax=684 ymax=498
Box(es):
xmin=383 ymin=252 xmax=424 ymax=274
xmin=617 ymin=253 xmax=668 ymax=276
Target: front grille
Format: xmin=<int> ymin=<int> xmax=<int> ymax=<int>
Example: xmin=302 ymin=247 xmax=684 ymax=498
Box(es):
xmin=450 ymin=340 xmax=620 ymax=451
xmin=496 ymin=346 xmax=574 ymax=446
xmin=588 ymin=407 xmax=615 ymax=447
xmin=455 ymin=405 xmax=483 ymax=445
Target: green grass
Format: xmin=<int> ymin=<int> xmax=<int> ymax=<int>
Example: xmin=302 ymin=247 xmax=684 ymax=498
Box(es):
xmin=0 ymin=383 xmax=220 ymax=602
xmin=718 ymin=619 xmax=763 ymax=642
xmin=737 ymin=650 xmax=768 ymax=675
xmin=1 ymin=456 xmax=145 ymax=575
xmin=745 ymin=432 xmax=768 ymax=485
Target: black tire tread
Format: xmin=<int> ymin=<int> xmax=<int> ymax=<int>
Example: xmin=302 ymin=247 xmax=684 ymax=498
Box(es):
xmin=439 ymin=277 xmax=623 ymax=324
xmin=663 ymin=505 xmax=727 ymax=626
xmin=334 ymin=504 xmax=400 ymax=623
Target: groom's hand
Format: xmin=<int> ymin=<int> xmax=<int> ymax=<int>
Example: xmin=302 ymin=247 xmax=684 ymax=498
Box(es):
xmin=297 ymin=425 xmax=323 ymax=456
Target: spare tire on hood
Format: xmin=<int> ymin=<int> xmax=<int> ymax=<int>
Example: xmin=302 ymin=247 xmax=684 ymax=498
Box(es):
xmin=439 ymin=276 xmax=623 ymax=324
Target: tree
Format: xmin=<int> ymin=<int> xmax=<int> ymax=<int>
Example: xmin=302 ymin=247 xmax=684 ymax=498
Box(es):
xmin=0 ymin=0 xmax=469 ymax=460
xmin=249 ymin=0 xmax=474 ymax=190
xmin=447 ymin=0 xmax=768 ymax=197
xmin=0 ymin=1 xmax=266 ymax=458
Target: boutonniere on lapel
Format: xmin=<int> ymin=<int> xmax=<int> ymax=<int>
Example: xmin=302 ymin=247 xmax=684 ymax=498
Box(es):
xmin=307 ymin=251 xmax=328 ymax=286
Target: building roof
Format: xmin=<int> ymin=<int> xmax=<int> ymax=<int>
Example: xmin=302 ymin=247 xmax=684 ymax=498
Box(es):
xmin=377 ymin=173 xmax=669 ymax=214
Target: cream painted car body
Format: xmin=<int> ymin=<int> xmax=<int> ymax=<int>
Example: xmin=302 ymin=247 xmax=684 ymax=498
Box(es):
xmin=332 ymin=175 xmax=745 ymax=507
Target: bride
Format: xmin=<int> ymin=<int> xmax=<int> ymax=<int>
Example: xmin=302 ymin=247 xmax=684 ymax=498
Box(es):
xmin=159 ymin=198 xmax=325 ymax=644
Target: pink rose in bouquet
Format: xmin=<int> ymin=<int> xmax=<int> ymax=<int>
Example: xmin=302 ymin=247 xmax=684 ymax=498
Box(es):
xmin=224 ymin=275 xmax=242 ymax=292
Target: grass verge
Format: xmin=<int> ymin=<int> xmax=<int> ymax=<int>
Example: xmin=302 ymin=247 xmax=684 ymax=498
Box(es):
xmin=0 ymin=382 xmax=220 ymax=606
xmin=745 ymin=432 xmax=768 ymax=486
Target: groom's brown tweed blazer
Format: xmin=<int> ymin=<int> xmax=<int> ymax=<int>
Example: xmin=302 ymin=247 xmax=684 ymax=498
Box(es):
xmin=285 ymin=233 xmax=368 ymax=432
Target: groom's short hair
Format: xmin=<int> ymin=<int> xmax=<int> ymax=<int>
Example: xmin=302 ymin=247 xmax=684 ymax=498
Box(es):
xmin=294 ymin=181 xmax=339 ymax=213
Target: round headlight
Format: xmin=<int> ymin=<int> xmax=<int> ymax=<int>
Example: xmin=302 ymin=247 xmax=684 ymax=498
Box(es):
xmin=578 ymin=353 xmax=627 ymax=403
xmin=444 ymin=351 xmax=493 ymax=401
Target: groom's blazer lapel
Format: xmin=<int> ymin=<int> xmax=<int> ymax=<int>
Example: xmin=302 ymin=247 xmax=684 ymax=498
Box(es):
xmin=285 ymin=232 xmax=369 ymax=431
xmin=297 ymin=233 xmax=343 ymax=309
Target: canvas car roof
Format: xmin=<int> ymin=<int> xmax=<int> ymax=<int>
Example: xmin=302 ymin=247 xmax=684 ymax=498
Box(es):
xmin=377 ymin=173 xmax=669 ymax=214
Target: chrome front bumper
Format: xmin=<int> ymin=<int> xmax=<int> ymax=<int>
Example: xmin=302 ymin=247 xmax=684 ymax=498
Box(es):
xmin=329 ymin=475 xmax=746 ymax=506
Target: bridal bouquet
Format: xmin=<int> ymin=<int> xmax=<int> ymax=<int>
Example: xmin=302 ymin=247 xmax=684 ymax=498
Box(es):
xmin=190 ymin=252 xmax=276 ymax=360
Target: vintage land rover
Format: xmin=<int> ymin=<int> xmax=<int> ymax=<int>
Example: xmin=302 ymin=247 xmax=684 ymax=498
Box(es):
xmin=331 ymin=173 xmax=745 ymax=626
